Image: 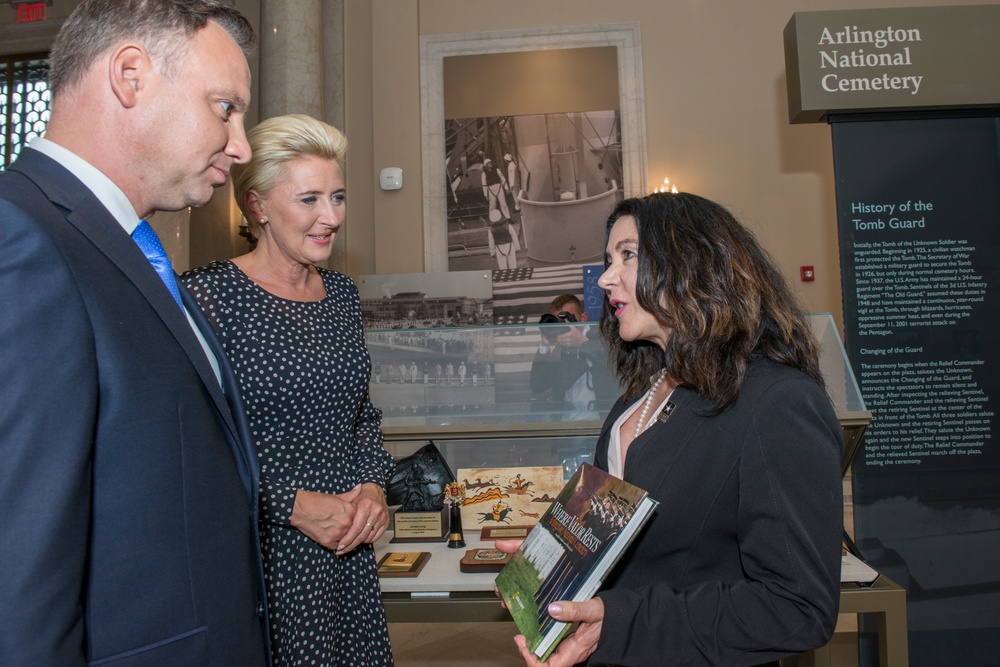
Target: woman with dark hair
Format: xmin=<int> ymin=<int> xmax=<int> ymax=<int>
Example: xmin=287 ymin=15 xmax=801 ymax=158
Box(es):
xmin=504 ymin=192 xmax=843 ymax=667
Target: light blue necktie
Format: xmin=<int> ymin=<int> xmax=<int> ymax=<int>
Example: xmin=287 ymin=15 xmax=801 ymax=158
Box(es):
xmin=132 ymin=220 xmax=184 ymax=310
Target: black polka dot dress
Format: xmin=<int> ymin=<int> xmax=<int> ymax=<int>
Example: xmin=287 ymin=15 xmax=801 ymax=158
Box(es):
xmin=181 ymin=261 xmax=395 ymax=667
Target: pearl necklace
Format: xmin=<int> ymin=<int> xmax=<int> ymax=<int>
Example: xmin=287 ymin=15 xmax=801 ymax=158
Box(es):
xmin=634 ymin=370 xmax=667 ymax=437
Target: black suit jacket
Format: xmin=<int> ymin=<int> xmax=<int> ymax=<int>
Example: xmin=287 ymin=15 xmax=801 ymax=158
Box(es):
xmin=590 ymin=359 xmax=844 ymax=667
xmin=0 ymin=149 xmax=269 ymax=666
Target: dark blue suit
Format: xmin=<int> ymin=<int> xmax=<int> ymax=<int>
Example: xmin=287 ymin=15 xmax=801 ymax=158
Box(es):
xmin=0 ymin=148 xmax=270 ymax=666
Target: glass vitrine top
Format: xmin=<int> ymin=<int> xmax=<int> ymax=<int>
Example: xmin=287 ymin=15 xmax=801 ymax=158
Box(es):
xmin=366 ymin=313 xmax=866 ymax=432
xmin=366 ymin=321 xmax=614 ymax=431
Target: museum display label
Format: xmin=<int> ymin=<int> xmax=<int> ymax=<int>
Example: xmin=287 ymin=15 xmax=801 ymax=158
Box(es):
xmin=784 ymin=5 xmax=1000 ymax=123
xmin=391 ymin=508 xmax=448 ymax=543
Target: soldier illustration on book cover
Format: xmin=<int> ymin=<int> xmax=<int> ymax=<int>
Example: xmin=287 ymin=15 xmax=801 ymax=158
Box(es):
xmin=495 ymin=464 xmax=657 ymax=660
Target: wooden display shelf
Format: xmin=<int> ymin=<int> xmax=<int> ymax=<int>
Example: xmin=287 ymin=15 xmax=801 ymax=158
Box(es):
xmin=375 ymin=532 xmax=908 ymax=666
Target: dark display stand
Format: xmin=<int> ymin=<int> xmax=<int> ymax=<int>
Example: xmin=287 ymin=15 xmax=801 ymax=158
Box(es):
xmin=832 ymin=112 xmax=1000 ymax=666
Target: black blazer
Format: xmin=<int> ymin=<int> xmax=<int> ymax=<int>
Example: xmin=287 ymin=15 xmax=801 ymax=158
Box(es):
xmin=0 ymin=149 xmax=269 ymax=666
xmin=590 ymin=358 xmax=844 ymax=667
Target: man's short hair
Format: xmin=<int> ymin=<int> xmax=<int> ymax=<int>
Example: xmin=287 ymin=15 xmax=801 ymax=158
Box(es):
xmin=48 ymin=0 xmax=256 ymax=97
xmin=549 ymin=294 xmax=583 ymax=315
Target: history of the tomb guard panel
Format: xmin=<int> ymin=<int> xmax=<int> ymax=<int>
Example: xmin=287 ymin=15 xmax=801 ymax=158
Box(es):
xmin=833 ymin=117 xmax=999 ymax=473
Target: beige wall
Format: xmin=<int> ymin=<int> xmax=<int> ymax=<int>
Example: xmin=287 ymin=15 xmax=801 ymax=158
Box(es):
xmin=444 ymin=47 xmax=619 ymax=118
xmin=4 ymin=0 xmax=993 ymax=329
xmin=343 ymin=0 xmax=995 ymax=330
xmin=0 ymin=0 xmax=262 ymax=270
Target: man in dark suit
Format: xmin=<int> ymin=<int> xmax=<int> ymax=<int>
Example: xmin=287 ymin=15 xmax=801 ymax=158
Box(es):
xmin=0 ymin=1 xmax=269 ymax=664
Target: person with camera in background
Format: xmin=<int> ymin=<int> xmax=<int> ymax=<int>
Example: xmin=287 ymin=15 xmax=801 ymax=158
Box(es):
xmin=529 ymin=294 xmax=608 ymax=420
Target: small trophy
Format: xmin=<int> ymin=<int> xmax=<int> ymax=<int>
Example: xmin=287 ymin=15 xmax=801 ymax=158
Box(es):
xmin=444 ymin=481 xmax=467 ymax=549
xmin=386 ymin=443 xmax=452 ymax=543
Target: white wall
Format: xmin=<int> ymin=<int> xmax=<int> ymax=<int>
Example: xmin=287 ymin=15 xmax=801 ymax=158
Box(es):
xmin=344 ymin=0 xmax=995 ymax=329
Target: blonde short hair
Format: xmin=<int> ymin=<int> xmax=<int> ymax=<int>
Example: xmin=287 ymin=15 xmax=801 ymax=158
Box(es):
xmin=231 ymin=114 xmax=348 ymax=238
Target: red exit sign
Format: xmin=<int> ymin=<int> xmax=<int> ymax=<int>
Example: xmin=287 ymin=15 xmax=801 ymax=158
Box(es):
xmin=16 ymin=2 xmax=47 ymax=23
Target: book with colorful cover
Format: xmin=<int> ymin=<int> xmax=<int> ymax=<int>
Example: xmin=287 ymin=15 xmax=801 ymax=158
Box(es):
xmin=494 ymin=463 xmax=658 ymax=661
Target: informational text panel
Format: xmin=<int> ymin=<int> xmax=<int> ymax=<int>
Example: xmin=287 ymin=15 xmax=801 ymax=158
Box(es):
xmin=833 ymin=115 xmax=1000 ymax=664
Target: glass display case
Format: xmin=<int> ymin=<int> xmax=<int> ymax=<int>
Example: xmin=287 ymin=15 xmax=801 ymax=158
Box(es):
xmin=368 ymin=315 xmax=886 ymax=643
xmin=367 ymin=320 xmax=610 ymax=481
xmin=366 ymin=313 xmax=870 ymax=478
xmin=806 ymin=312 xmax=871 ymax=473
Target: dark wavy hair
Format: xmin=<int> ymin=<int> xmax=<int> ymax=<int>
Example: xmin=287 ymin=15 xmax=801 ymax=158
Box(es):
xmin=598 ymin=192 xmax=823 ymax=412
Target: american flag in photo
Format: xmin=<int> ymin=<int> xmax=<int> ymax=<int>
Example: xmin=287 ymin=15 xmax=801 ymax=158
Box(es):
xmin=491 ymin=263 xmax=588 ymax=325
xmin=491 ymin=328 xmax=544 ymax=374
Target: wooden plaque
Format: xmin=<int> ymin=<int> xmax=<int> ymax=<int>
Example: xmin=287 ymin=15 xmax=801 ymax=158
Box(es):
xmin=377 ymin=551 xmax=431 ymax=578
xmin=480 ymin=525 xmax=532 ymax=540
xmin=459 ymin=547 xmax=512 ymax=573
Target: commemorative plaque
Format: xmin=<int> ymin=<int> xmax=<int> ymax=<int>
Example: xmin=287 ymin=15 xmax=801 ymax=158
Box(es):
xmin=390 ymin=507 xmax=447 ymax=543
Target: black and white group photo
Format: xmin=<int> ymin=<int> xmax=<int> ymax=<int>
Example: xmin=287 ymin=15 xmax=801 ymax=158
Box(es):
xmin=445 ymin=110 xmax=623 ymax=272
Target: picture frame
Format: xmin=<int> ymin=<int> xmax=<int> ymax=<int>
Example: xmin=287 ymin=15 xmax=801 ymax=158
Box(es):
xmin=420 ymin=23 xmax=647 ymax=272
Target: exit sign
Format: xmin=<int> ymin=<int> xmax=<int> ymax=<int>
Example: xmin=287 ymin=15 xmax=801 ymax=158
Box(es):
xmin=13 ymin=1 xmax=49 ymax=23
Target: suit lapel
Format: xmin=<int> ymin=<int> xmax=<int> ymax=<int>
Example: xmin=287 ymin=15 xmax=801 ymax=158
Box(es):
xmin=623 ymin=385 xmax=705 ymax=479
xmin=13 ymin=152 xmax=190 ymax=340
xmin=63 ymin=195 xmax=225 ymax=418
xmin=182 ymin=286 xmax=259 ymax=497
xmin=11 ymin=150 xmax=255 ymax=494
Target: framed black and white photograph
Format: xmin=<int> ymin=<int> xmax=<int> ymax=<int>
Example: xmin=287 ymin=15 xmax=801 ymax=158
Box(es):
xmin=358 ymin=270 xmax=493 ymax=330
xmin=445 ymin=110 xmax=622 ymax=274
xmin=359 ymin=270 xmax=496 ymax=420
xmin=365 ymin=325 xmax=496 ymax=422
xmin=420 ymin=24 xmax=647 ymax=274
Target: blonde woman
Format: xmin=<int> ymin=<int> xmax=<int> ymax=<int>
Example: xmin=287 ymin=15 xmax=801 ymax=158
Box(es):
xmin=183 ymin=114 xmax=394 ymax=666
